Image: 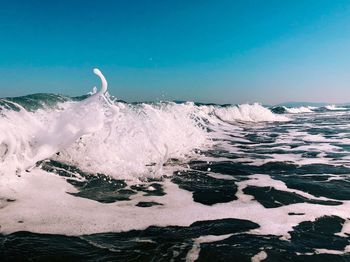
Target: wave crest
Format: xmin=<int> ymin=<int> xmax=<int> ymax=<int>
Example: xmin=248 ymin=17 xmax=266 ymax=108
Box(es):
xmin=214 ymin=103 xmax=289 ymax=122
xmin=284 ymin=106 xmax=315 ymax=114
xmin=0 ymin=70 xmax=288 ymax=180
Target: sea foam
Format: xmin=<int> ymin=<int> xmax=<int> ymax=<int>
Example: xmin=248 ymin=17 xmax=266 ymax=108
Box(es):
xmin=1 ymin=70 xmax=350 ymax=247
xmin=214 ymin=103 xmax=289 ymax=122
xmin=0 ymin=69 xmax=287 ymax=181
xmin=284 ymin=106 xmax=315 ymax=114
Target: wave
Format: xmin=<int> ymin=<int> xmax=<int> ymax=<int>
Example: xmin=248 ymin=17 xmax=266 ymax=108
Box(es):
xmin=284 ymin=106 xmax=315 ymax=114
xmin=0 ymin=69 xmax=288 ymax=181
xmin=323 ymin=105 xmax=348 ymax=111
xmin=271 ymin=106 xmax=316 ymax=114
xmin=271 ymin=104 xmax=350 ymax=114
xmin=214 ymin=103 xmax=289 ymax=122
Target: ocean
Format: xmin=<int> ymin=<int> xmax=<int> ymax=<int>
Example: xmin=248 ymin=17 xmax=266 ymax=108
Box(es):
xmin=1 ymin=71 xmax=350 ymax=261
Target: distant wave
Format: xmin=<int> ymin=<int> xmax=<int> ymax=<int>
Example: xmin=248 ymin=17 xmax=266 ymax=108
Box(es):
xmin=214 ymin=103 xmax=289 ymax=122
xmin=284 ymin=106 xmax=315 ymax=114
xmin=323 ymin=105 xmax=348 ymax=111
xmin=271 ymin=106 xmax=315 ymax=114
xmin=271 ymin=105 xmax=349 ymax=114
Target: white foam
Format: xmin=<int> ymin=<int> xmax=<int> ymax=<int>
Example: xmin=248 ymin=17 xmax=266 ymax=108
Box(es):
xmin=336 ymin=219 xmax=350 ymax=237
xmin=0 ymin=69 xmax=108 ymax=176
xmin=1 ymin=171 xmax=350 ymax=240
xmin=251 ymin=251 xmax=268 ymax=262
xmin=214 ymin=103 xmax=289 ymax=123
xmin=325 ymin=105 xmax=347 ymax=111
xmin=186 ymin=234 xmax=233 ymax=262
xmin=345 ymin=245 xmax=350 ymax=253
xmin=1 ymin=68 xmax=349 ymax=247
xmin=314 ymin=249 xmax=346 ymax=255
xmin=56 ymin=101 xmax=210 ymax=180
xmin=0 ymin=70 xmax=289 ymax=181
xmin=284 ymin=106 xmax=314 ymax=114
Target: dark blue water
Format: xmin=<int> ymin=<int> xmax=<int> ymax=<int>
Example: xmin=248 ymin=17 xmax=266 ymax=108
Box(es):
xmin=1 ymin=94 xmax=350 ymax=261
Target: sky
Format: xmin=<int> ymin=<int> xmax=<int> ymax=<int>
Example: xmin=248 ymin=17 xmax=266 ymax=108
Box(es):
xmin=0 ymin=0 xmax=350 ymax=104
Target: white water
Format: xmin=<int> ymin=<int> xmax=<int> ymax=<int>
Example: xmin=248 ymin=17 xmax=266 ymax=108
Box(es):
xmin=325 ymin=105 xmax=348 ymax=111
xmin=215 ymin=103 xmax=289 ymax=122
xmin=0 ymin=69 xmax=288 ymax=181
xmin=3 ymin=69 xmax=349 ymax=253
xmin=284 ymin=106 xmax=315 ymax=114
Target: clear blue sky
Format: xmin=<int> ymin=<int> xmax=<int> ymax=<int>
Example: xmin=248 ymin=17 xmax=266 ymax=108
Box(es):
xmin=0 ymin=0 xmax=350 ymax=104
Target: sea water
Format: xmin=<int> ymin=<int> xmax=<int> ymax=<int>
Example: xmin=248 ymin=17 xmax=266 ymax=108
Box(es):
xmin=1 ymin=70 xmax=350 ymax=261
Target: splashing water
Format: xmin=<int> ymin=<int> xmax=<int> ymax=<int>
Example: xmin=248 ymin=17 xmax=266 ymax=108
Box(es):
xmin=0 ymin=69 xmax=289 ymax=181
xmin=3 ymin=69 xmax=348 ymax=261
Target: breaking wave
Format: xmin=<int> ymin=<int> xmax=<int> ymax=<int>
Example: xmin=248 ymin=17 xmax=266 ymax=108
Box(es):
xmin=0 ymin=69 xmax=288 ymax=181
xmin=214 ymin=103 xmax=289 ymax=122
xmin=283 ymin=106 xmax=315 ymax=114
xmin=2 ymin=69 xmax=350 ymax=261
xmin=324 ymin=105 xmax=348 ymax=111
